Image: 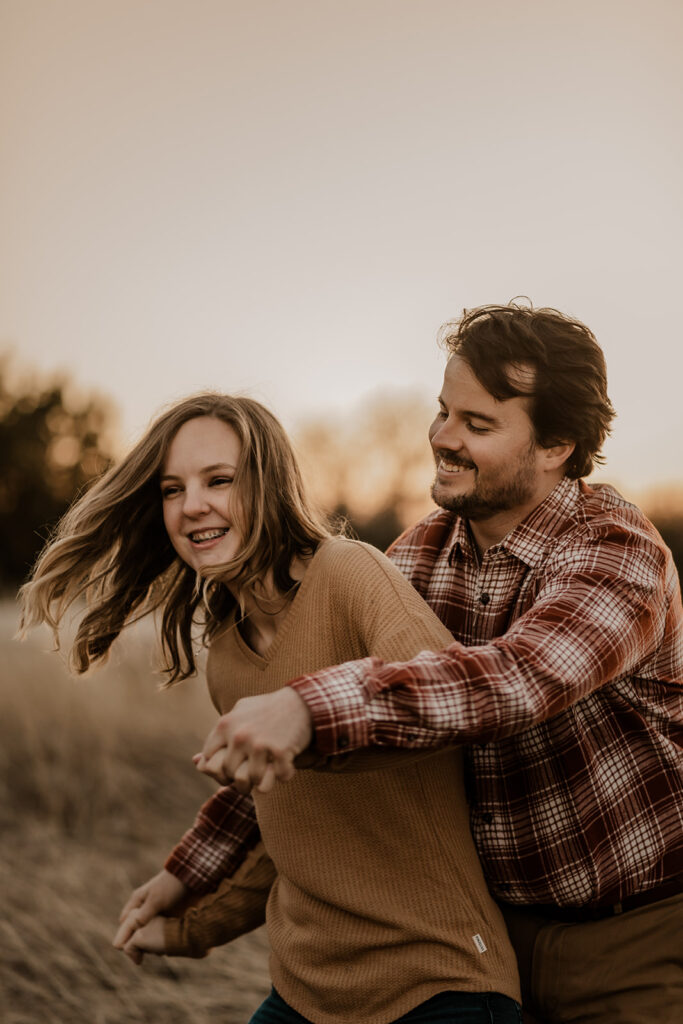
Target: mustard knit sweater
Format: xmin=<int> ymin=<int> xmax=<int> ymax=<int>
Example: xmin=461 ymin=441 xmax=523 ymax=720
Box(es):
xmin=171 ymin=538 xmax=520 ymax=1023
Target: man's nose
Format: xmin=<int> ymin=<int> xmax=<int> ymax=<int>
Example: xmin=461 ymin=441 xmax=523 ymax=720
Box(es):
xmin=430 ymin=418 xmax=464 ymax=452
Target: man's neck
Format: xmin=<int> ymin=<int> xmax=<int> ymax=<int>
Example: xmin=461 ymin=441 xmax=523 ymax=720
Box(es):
xmin=468 ymin=475 xmax=565 ymax=555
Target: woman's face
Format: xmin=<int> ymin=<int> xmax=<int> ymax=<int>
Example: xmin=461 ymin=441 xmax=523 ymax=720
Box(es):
xmin=161 ymin=416 xmax=244 ymax=574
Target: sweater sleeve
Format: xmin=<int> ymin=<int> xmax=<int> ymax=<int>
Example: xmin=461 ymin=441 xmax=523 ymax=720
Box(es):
xmin=162 ymin=841 xmax=276 ymax=957
xmin=307 ymin=542 xmax=456 ymax=774
xmin=339 ymin=541 xmax=455 ymax=660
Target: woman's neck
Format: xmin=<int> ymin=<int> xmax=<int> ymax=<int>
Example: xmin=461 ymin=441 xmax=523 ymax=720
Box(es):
xmin=232 ymin=554 xmax=310 ymax=657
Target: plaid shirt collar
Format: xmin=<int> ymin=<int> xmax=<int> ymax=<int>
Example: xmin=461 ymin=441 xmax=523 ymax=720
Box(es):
xmin=447 ymin=475 xmax=582 ymax=569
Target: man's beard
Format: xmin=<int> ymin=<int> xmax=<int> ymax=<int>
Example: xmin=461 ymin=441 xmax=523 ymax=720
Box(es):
xmin=430 ymin=454 xmax=537 ymax=521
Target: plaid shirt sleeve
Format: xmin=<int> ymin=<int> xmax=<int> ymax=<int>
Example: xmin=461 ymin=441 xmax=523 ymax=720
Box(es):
xmin=164 ymin=785 xmax=261 ymax=894
xmin=291 ymin=523 xmax=677 ymax=754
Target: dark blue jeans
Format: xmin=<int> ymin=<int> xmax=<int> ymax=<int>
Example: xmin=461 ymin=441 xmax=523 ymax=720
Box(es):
xmin=248 ymin=987 xmax=523 ymax=1023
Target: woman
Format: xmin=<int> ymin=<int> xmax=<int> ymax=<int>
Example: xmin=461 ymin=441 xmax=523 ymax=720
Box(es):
xmin=20 ymin=393 xmax=521 ymax=1024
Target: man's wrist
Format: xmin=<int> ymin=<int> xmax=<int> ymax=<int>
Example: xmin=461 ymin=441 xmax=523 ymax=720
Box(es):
xmin=163 ymin=854 xmax=213 ymax=895
xmin=289 ymin=662 xmax=371 ymax=756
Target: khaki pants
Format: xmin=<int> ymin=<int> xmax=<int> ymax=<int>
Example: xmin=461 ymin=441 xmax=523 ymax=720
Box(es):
xmin=500 ymin=892 xmax=683 ymax=1023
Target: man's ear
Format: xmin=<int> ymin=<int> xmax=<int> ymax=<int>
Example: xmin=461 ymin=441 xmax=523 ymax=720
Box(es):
xmin=541 ymin=441 xmax=575 ymax=472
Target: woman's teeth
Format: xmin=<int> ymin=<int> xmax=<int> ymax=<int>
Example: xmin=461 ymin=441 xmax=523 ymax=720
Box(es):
xmin=190 ymin=528 xmax=229 ymax=543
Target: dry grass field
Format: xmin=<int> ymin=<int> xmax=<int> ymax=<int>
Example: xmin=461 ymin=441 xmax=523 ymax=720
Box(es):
xmin=1 ymin=601 xmax=270 ymax=1024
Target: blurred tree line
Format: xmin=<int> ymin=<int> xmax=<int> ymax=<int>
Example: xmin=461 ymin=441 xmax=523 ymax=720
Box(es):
xmin=0 ymin=357 xmax=114 ymax=591
xmin=294 ymin=393 xmax=436 ymax=552
xmin=643 ymin=510 xmax=683 ymax=584
xmin=1 ymin=358 xmax=682 ymax=591
xmin=295 ymin=400 xmax=683 ymax=573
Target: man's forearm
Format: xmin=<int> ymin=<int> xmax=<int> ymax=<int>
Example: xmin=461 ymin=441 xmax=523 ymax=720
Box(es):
xmin=165 ymin=786 xmax=261 ymax=895
xmin=290 ymin=562 xmax=665 ymax=754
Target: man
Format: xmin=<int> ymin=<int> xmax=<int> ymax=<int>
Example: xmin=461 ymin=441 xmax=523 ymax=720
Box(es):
xmin=118 ymin=303 xmax=683 ymax=1023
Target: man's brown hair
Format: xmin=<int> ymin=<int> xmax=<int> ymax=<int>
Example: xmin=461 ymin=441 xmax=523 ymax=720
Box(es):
xmin=439 ymin=301 xmax=616 ymax=479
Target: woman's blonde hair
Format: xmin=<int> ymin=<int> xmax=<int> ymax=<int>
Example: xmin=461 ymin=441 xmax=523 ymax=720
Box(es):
xmin=19 ymin=393 xmax=332 ymax=683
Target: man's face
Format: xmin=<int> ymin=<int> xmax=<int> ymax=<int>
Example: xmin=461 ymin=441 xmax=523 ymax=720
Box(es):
xmin=429 ymin=355 xmax=548 ymax=522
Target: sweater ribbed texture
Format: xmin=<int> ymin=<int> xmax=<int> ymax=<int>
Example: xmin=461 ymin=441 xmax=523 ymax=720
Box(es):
xmin=205 ymin=538 xmax=520 ymax=1023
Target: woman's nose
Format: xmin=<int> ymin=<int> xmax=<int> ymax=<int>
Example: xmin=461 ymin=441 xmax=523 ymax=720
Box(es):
xmin=182 ymin=487 xmax=209 ymax=516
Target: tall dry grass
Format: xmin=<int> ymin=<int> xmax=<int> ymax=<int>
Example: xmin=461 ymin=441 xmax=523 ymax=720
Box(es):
xmin=1 ymin=601 xmax=270 ymax=1024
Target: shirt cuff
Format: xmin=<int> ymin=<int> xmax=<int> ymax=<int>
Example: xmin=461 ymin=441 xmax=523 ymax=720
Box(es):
xmin=289 ymin=659 xmax=373 ymax=756
xmin=164 ymin=850 xmax=218 ymax=895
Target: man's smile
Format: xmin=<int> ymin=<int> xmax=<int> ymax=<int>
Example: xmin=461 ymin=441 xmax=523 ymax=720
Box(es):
xmin=436 ymin=454 xmax=476 ymax=475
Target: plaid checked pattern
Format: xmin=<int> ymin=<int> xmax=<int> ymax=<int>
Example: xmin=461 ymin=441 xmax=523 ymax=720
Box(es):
xmin=168 ymin=478 xmax=683 ymax=907
xmin=293 ymin=478 xmax=683 ymax=906
xmin=165 ymin=786 xmax=261 ymax=895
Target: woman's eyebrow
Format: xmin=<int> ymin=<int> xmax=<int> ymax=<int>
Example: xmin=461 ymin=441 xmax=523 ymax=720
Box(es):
xmin=201 ymin=462 xmax=237 ymax=473
xmin=160 ymin=462 xmax=237 ymax=481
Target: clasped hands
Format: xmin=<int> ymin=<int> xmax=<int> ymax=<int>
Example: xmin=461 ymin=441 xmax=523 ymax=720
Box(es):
xmin=194 ymin=686 xmax=314 ymax=794
xmin=113 ymin=688 xmax=313 ymax=965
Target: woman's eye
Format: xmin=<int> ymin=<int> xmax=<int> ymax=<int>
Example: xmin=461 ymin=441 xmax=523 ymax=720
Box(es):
xmin=210 ymin=476 xmax=233 ymax=487
xmin=162 ymin=486 xmax=181 ymax=499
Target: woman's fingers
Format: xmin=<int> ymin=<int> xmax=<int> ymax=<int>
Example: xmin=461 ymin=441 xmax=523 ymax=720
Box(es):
xmin=115 ymin=870 xmax=187 ymax=950
xmin=195 ymin=691 xmax=310 ymax=791
xmin=196 ymin=748 xmax=232 ymax=784
xmin=202 ymin=748 xmax=293 ymax=794
xmin=113 ymin=911 xmax=144 ymax=950
xmin=121 ymin=917 xmax=168 ymax=963
xmin=118 ymin=886 xmax=145 ymax=923
xmin=256 ymin=763 xmax=278 ymax=794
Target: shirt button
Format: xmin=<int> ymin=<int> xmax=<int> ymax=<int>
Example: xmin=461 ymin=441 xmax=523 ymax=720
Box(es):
xmin=481 ymin=812 xmax=494 ymax=825
xmin=338 ymin=735 xmax=349 ymax=748
xmin=406 ymin=732 xmax=417 ymax=742
xmin=479 ymin=592 xmax=490 ymax=605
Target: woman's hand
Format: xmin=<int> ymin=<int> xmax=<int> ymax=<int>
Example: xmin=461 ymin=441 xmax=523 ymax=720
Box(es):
xmin=113 ymin=869 xmax=188 ymax=954
xmin=119 ymin=916 xmax=168 ymax=965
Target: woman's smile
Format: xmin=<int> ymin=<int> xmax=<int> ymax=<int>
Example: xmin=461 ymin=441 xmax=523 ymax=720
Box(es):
xmin=188 ymin=527 xmax=231 ymax=546
xmin=161 ymin=416 xmax=244 ymax=574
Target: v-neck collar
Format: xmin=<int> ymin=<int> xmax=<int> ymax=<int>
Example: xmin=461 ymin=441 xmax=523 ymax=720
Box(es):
xmin=226 ymin=538 xmax=329 ymax=667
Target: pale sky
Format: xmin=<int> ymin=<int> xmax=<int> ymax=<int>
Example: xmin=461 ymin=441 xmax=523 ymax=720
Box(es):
xmin=2 ymin=0 xmax=681 ymax=502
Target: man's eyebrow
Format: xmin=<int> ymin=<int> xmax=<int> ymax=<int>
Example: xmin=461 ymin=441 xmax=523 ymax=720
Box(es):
xmin=462 ymin=409 xmax=499 ymax=425
xmin=438 ymin=396 xmax=500 ymax=426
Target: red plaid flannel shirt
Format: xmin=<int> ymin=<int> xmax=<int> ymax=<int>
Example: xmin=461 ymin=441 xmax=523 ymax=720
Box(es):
xmin=167 ymin=478 xmax=683 ymax=907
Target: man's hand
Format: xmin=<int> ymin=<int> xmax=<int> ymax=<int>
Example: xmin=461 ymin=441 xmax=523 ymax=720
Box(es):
xmin=194 ymin=688 xmax=313 ymax=794
xmin=113 ymin=869 xmax=188 ymax=954
xmin=119 ymin=916 xmax=167 ymax=966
